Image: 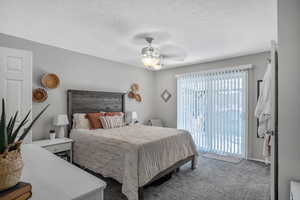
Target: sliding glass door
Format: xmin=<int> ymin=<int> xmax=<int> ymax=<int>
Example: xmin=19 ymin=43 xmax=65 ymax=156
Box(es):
xmin=177 ymin=69 xmax=248 ymax=157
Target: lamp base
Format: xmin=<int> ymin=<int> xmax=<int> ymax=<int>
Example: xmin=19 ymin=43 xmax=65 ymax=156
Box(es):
xmin=57 ymin=126 xmax=65 ymax=138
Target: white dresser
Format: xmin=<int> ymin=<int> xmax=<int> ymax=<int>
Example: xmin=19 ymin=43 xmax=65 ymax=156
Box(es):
xmin=291 ymin=181 xmax=300 ymax=200
xmin=21 ymin=144 xmax=106 ymax=200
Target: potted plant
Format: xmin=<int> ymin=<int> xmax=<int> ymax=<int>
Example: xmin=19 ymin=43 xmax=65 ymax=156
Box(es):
xmin=0 ymin=99 xmax=49 ymax=191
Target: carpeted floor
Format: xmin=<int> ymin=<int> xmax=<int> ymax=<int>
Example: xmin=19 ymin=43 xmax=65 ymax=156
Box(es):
xmin=91 ymin=155 xmax=270 ymax=200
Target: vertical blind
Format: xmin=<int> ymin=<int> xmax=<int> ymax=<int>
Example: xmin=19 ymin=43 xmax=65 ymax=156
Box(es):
xmin=177 ymin=68 xmax=248 ymax=157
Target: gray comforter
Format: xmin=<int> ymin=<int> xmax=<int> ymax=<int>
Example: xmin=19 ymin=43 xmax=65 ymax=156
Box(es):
xmin=70 ymin=125 xmax=197 ymax=200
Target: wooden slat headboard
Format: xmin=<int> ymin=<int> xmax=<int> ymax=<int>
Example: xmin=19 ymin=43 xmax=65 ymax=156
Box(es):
xmin=67 ymin=89 xmax=125 ymax=133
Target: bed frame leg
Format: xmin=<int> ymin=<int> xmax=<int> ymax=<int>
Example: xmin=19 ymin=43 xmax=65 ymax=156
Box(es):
xmin=191 ymin=156 xmax=196 ymax=170
xmin=138 ymin=187 xmax=144 ymax=200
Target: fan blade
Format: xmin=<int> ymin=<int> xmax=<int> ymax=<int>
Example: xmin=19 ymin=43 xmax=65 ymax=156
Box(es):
xmin=162 ymin=54 xmax=186 ymax=61
xmin=160 ymin=44 xmax=187 ymax=61
xmin=131 ymin=31 xmax=171 ymax=45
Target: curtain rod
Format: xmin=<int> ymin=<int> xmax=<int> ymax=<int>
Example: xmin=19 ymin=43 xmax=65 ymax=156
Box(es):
xmin=175 ymin=64 xmax=253 ymax=78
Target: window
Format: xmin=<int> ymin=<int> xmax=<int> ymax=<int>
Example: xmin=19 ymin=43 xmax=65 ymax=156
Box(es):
xmin=177 ymin=68 xmax=248 ymax=157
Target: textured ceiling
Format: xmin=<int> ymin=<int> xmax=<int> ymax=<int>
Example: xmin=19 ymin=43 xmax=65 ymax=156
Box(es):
xmin=0 ymin=0 xmax=277 ymax=69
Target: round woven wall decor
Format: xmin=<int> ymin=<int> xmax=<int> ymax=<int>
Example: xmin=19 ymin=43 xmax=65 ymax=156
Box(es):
xmin=41 ymin=73 xmax=60 ymax=89
xmin=134 ymin=94 xmax=142 ymax=102
xmin=128 ymin=91 xmax=135 ymax=99
xmin=131 ymin=83 xmax=139 ymax=92
xmin=32 ymin=88 xmax=48 ymax=103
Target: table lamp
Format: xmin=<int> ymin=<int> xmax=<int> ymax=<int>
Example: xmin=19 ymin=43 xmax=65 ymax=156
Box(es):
xmin=126 ymin=111 xmax=138 ymax=125
xmin=53 ymin=114 xmax=69 ymax=138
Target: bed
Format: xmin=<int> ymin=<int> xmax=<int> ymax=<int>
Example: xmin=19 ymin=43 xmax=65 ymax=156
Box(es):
xmin=67 ymin=90 xmax=198 ymax=200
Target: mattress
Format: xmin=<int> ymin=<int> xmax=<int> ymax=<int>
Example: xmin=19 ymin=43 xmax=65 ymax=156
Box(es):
xmin=70 ymin=125 xmax=198 ymax=200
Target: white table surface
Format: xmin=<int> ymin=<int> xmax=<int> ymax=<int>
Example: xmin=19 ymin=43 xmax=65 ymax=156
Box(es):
xmin=21 ymin=144 xmax=106 ymax=200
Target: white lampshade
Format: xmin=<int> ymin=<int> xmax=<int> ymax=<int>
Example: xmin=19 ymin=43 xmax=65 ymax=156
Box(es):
xmin=53 ymin=114 xmax=69 ymax=126
xmin=125 ymin=111 xmax=138 ymax=124
xmin=131 ymin=112 xmax=138 ymax=120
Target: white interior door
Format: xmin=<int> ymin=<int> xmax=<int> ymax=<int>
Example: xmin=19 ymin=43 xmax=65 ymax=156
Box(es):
xmin=0 ymin=46 xmax=32 ymax=143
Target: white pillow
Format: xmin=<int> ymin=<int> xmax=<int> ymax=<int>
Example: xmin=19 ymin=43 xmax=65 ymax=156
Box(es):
xmin=99 ymin=115 xmax=125 ymax=129
xmin=73 ymin=113 xmax=91 ymax=129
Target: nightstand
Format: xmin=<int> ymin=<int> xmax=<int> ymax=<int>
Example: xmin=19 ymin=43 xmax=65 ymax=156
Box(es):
xmin=33 ymin=138 xmax=73 ymax=163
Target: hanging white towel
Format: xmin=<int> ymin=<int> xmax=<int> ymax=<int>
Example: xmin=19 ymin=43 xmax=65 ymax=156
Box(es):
xmin=262 ymin=134 xmax=271 ymax=159
xmin=255 ymin=63 xmax=273 ymax=160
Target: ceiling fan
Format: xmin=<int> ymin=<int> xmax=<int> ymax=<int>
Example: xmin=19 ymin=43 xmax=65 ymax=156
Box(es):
xmin=140 ymin=37 xmax=186 ymax=70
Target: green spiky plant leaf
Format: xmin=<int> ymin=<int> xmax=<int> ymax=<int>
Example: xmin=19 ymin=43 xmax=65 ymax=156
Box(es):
xmin=10 ymin=111 xmax=30 ymax=144
xmin=0 ymin=99 xmax=8 ymax=154
xmin=7 ymin=111 xmax=18 ymax=144
xmin=18 ymin=104 xmax=49 ymax=142
xmin=0 ymin=98 xmax=49 ymax=154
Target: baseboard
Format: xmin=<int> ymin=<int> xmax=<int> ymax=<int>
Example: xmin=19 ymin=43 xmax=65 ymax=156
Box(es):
xmin=247 ymin=157 xmax=271 ymax=164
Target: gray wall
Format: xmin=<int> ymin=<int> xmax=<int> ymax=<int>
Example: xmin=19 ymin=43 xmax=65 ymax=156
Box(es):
xmin=154 ymin=52 xmax=269 ymax=160
xmin=0 ymin=33 xmax=156 ymax=140
xmin=0 ymin=33 xmax=270 ymax=161
xmin=278 ymin=0 xmax=300 ymax=199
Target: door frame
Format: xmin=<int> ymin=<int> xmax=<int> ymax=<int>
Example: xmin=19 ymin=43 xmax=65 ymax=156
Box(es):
xmin=271 ymin=40 xmax=279 ymax=200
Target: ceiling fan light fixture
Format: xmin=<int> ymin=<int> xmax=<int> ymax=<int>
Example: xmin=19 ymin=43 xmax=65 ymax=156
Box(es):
xmin=142 ymin=57 xmax=160 ymax=67
xmin=152 ymin=64 xmax=162 ymax=70
xmin=141 ymin=37 xmax=162 ymax=69
xmin=141 ymin=46 xmax=160 ymax=67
